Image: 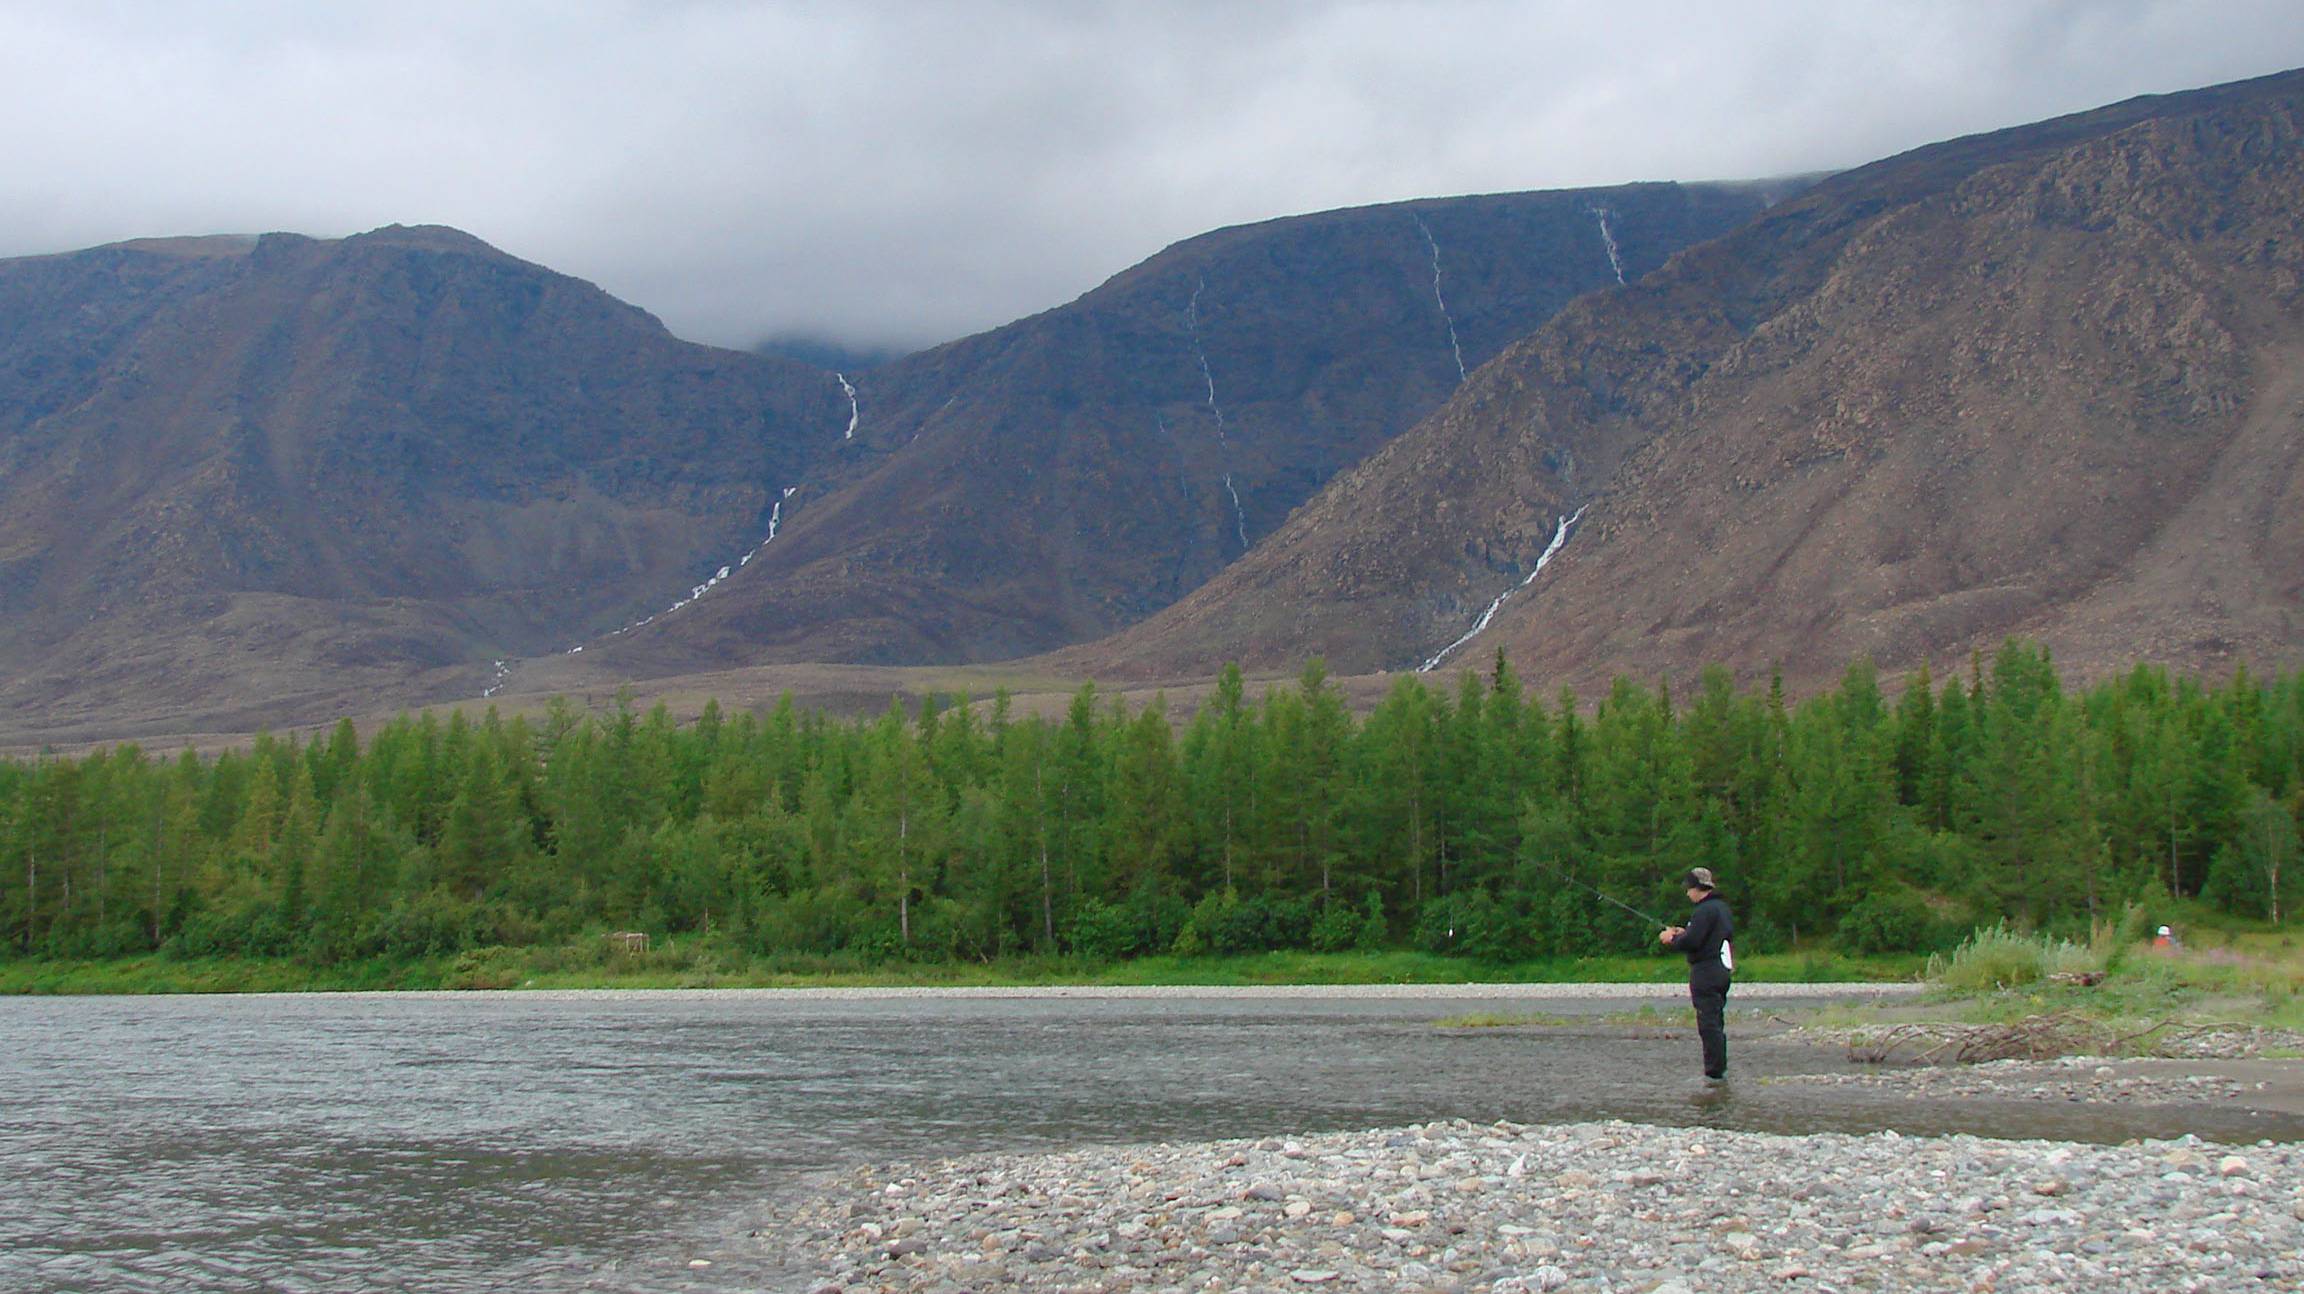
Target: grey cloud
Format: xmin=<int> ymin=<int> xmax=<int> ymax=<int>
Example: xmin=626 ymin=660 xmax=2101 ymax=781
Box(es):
xmin=3 ymin=0 xmax=2301 ymax=352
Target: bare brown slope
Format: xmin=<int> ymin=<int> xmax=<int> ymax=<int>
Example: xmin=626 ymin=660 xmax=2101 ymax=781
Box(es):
xmin=0 ymin=227 xmax=849 ymax=740
xmin=1081 ymin=69 xmax=2304 ymax=690
xmin=553 ymin=181 xmax=1795 ymax=680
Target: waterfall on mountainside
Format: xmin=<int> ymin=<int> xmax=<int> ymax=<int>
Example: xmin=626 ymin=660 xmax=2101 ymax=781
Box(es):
xmin=1416 ymin=504 xmax=1589 ymax=672
xmin=836 ymin=372 xmax=860 ymax=439
xmin=1186 ymin=275 xmax=1250 ymax=552
xmin=1412 ymin=213 xmax=1468 ymax=382
xmin=557 ymin=485 xmax=803 ymax=656
xmin=1221 ymin=474 xmax=1248 ymax=551
xmin=1588 ymin=207 xmax=1627 ymax=285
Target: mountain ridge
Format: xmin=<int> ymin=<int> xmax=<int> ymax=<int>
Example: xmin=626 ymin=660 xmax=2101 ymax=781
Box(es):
xmin=8 ymin=67 xmax=2302 ymax=744
xmin=0 ymin=226 xmax=849 ymax=734
xmin=1070 ymin=67 xmax=2304 ymax=692
xmin=536 ymin=178 xmax=1793 ymax=683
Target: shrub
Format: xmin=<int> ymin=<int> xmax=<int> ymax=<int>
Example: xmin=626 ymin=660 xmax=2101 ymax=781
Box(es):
xmin=2095 ymin=901 xmax=2153 ymax=973
xmin=1354 ymin=890 xmax=1387 ymax=951
xmin=1171 ymin=889 xmax=1233 ymax=956
xmin=1065 ymin=897 xmax=1135 ymax=960
xmin=1173 ymin=890 xmax=1311 ymax=955
xmin=1534 ymin=889 xmax=1603 ymax=958
xmin=1412 ymin=889 xmax=1535 ymax=961
xmin=1836 ymin=887 xmax=1936 ymax=954
xmin=755 ymin=886 xmax=868 ymax=955
xmin=1926 ymin=921 xmax=2100 ymax=990
xmin=1412 ymin=891 xmax=1478 ymax=955
xmin=921 ymin=894 xmax=1010 ymax=964
xmin=1464 ymin=890 xmax=1539 ymax=962
xmin=165 ymin=887 xmax=295 ymax=959
xmin=363 ymin=890 xmax=486 ymax=959
xmin=1309 ymin=896 xmax=1364 ymax=952
xmin=443 ymin=946 xmax=524 ymax=990
xmin=1118 ymin=888 xmax=1192 ymax=955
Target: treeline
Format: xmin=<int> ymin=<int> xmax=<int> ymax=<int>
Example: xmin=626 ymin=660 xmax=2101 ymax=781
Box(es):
xmin=1 ymin=643 xmax=2298 ymax=967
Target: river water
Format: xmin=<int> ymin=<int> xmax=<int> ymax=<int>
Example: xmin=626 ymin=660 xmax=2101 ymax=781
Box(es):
xmin=3 ymin=986 xmax=2296 ymax=1292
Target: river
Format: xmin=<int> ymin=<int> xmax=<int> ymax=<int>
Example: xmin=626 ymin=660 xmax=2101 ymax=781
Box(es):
xmin=3 ymin=985 xmax=2294 ymax=1292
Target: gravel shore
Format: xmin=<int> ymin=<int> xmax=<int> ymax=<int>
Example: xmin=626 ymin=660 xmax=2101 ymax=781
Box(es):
xmin=1765 ymin=1055 xmax=2277 ymax=1106
xmin=784 ymin=1117 xmax=2304 ymax=1293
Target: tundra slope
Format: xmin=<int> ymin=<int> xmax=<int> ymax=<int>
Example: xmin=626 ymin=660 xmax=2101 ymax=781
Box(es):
xmin=539 ymin=181 xmax=1792 ymax=684
xmin=1083 ymin=68 xmax=2304 ymax=692
xmin=0 ymin=186 xmax=1788 ymax=742
xmin=0 ymin=227 xmax=845 ymax=740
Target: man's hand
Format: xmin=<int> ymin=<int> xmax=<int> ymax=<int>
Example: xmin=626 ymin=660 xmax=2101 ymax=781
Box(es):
xmin=1659 ymin=926 xmax=1684 ymax=946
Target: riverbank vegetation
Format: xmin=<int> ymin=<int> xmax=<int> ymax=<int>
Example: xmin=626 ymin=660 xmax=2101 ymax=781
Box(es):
xmin=1 ymin=641 xmax=2297 ymax=991
xmin=1769 ymin=910 xmax=2304 ymax=1058
xmin=1927 ymin=912 xmax=2303 ymax=1028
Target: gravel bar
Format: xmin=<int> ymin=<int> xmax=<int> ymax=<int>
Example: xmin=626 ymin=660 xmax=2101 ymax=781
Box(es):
xmin=784 ymin=1118 xmax=2304 ymax=1293
xmin=1768 ymin=1056 xmax=2280 ymax=1107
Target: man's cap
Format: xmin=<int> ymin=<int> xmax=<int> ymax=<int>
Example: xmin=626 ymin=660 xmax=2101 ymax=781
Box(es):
xmin=1682 ymin=867 xmax=1716 ymax=891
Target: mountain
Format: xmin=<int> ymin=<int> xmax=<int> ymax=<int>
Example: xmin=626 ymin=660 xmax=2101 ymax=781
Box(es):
xmin=0 ymin=226 xmax=850 ymax=738
xmin=550 ymin=180 xmax=1797 ymax=677
xmin=751 ymin=335 xmax=911 ymax=372
xmin=1081 ymin=69 xmax=2304 ymax=691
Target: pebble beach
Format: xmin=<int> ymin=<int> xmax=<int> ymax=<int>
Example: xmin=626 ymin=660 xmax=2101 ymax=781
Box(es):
xmin=783 ymin=1117 xmax=2304 ymax=1293
xmin=762 ymin=982 xmax=2303 ymax=1294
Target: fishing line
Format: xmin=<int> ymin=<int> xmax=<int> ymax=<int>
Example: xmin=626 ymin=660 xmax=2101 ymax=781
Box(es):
xmin=1521 ymin=857 xmax=1672 ymax=927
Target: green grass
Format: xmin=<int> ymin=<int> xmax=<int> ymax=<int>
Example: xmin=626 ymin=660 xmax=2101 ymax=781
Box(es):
xmin=0 ymin=943 xmax=1928 ymax=995
xmin=0 ymin=954 xmax=453 ymax=995
xmin=1432 ymin=1011 xmax=1580 ymax=1029
xmin=1435 ymin=1003 xmax=1689 ymax=1030
xmin=1840 ymin=909 xmax=2304 ymax=1036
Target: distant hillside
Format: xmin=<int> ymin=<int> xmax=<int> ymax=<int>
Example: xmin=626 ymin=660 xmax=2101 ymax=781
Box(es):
xmin=48 ymin=66 xmax=2304 ymax=743
xmin=566 ymin=180 xmax=1795 ymax=677
xmin=0 ymin=226 xmax=848 ymax=739
xmin=1081 ymin=69 xmax=2304 ymax=691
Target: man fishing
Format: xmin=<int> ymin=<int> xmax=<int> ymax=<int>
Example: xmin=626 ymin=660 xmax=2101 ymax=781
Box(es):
xmin=1658 ymin=867 xmax=1733 ymax=1082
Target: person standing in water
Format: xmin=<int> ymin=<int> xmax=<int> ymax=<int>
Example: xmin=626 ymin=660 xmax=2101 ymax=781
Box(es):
xmin=1659 ymin=867 xmax=1733 ymax=1082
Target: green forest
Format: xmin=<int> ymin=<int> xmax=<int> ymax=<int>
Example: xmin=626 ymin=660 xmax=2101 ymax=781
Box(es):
xmin=2 ymin=642 xmax=2298 ymax=975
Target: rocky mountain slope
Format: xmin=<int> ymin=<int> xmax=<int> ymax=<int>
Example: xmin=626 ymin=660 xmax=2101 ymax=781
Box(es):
xmin=1083 ymin=69 xmax=2304 ymax=691
xmin=0 ymin=227 xmax=849 ymax=736
xmin=0 ymin=183 xmax=1790 ymax=739
xmin=19 ymin=68 xmax=2298 ymax=743
xmin=546 ymin=181 xmax=1792 ymax=677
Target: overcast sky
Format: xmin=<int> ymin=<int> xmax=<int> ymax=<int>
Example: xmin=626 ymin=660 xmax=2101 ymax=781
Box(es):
xmin=5 ymin=1 xmax=2301 ymax=354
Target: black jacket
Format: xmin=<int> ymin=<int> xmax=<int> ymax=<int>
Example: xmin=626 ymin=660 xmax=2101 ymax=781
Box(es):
xmin=1669 ymin=893 xmax=1733 ymax=967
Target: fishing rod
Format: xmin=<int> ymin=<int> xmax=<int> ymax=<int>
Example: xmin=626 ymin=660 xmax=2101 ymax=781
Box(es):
xmin=1522 ymin=857 xmax=1672 ymax=927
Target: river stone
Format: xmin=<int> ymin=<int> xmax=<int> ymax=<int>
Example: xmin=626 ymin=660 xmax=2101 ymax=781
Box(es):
xmin=784 ymin=1120 xmax=2304 ymax=1293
